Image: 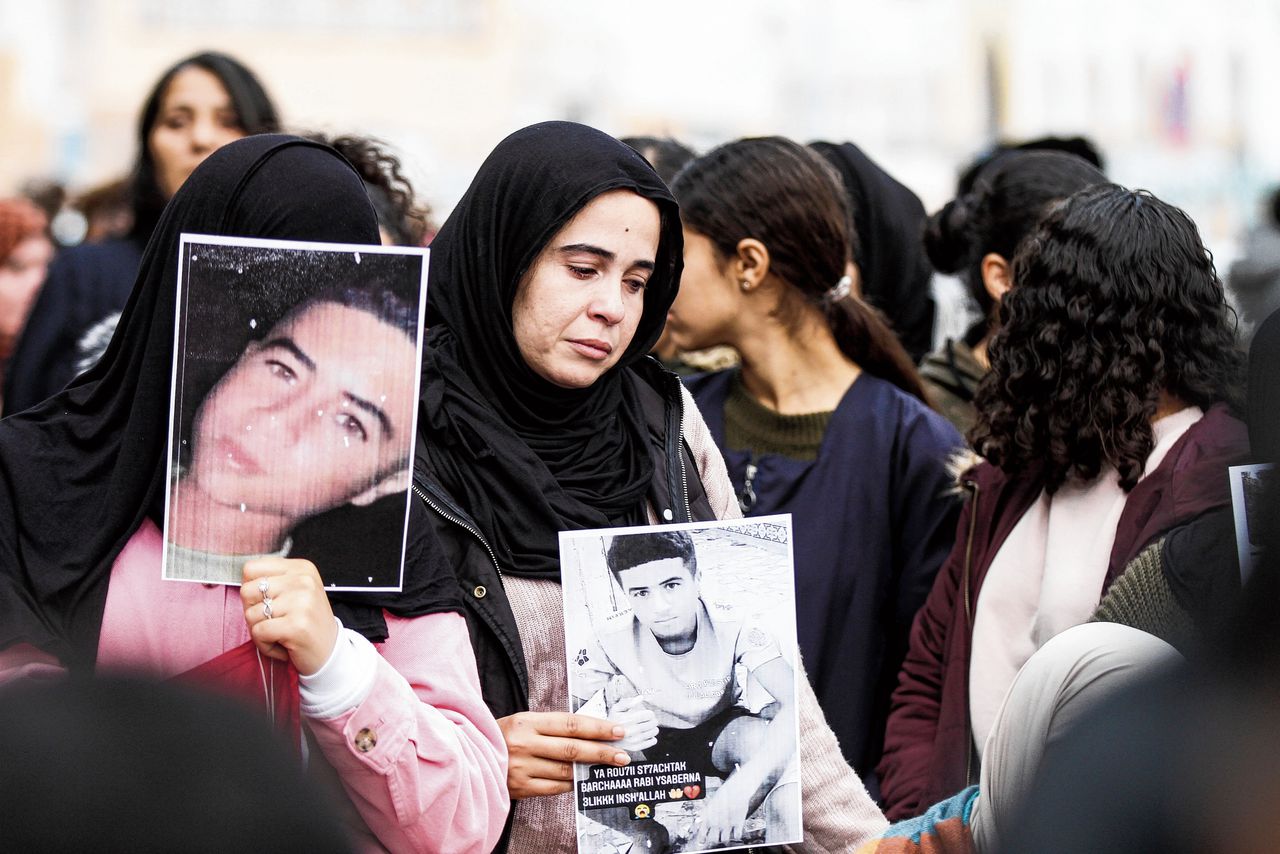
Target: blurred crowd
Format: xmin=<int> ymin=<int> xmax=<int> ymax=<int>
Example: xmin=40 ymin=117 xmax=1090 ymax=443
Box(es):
xmin=0 ymin=49 xmax=1276 ymax=854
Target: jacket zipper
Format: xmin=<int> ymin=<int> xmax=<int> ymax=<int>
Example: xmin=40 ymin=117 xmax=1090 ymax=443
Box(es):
xmin=411 ymin=481 xmax=503 ymax=580
xmin=663 ymin=369 xmax=693 ymax=523
xmin=961 ymin=478 xmax=980 ymax=787
xmin=961 ymin=481 xmax=978 ymax=623
xmin=739 ymin=458 xmax=758 ymax=514
xmin=677 ymin=384 xmax=692 ymax=522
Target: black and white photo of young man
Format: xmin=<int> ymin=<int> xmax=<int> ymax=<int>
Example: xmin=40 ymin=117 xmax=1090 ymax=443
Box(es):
xmin=563 ymin=518 xmax=802 ymax=853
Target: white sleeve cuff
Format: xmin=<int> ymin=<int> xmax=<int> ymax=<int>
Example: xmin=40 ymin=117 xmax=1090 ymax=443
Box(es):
xmin=299 ymin=619 xmax=379 ymax=720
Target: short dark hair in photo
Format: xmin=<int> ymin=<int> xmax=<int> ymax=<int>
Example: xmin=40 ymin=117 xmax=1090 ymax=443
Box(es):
xmin=606 ymin=529 xmax=697 ymax=580
xmin=289 ymin=282 xmax=420 ymax=341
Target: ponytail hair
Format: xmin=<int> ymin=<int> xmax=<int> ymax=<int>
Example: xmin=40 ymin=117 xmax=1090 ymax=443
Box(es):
xmin=825 ymin=291 xmax=929 ymax=401
xmin=671 ymin=136 xmax=927 ymax=402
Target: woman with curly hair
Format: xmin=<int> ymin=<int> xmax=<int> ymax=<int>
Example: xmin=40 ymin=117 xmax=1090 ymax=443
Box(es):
xmin=877 ymin=184 xmax=1251 ymax=820
xmin=917 ymin=150 xmax=1107 ymax=435
xmin=310 ymin=134 xmax=435 ymax=246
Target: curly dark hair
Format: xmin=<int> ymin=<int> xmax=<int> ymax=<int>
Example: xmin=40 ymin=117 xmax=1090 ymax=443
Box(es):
xmin=971 ymin=184 xmax=1245 ymax=492
xmin=306 ymin=133 xmax=434 ymax=246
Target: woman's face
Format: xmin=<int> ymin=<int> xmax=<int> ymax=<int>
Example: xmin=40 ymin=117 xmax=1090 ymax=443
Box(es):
xmin=0 ymin=234 xmax=54 ymax=342
xmin=664 ymin=228 xmax=740 ymax=351
xmin=511 ymin=189 xmax=660 ymax=389
xmin=190 ymin=302 xmax=418 ymax=522
xmin=149 ymin=66 xmax=247 ymax=199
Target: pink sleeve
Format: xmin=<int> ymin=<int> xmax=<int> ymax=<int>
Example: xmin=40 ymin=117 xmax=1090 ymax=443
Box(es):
xmin=304 ymin=610 xmax=509 ymax=853
xmin=0 ymin=643 xmax=67 ymax=687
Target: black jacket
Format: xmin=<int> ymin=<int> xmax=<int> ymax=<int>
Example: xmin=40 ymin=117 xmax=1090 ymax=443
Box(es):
xmin=413 ymin=358 xmax=716 ymax=726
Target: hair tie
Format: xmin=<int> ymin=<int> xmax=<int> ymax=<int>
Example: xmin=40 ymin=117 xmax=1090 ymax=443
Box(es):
xmin=826 ymin=274 xmax=852 ymax=303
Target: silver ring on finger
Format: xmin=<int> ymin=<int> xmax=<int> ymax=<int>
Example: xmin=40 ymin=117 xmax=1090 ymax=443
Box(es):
xmin=262 ymin=595 xmax=274 ymax=619
xmin=258 ymin=578 xmax=269 ymax=598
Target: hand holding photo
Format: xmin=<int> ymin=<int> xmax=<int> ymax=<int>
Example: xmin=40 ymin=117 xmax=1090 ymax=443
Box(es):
xmin=561 ymin=516 xmax=803 ymax=853
xmin=162 ymin=235 xmax=427 ymax=589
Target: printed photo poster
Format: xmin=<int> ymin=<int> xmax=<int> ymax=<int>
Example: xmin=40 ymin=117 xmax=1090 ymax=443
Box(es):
xmin=560 ymin=515 xmax=803 ymax=854
xmin=1230 ymin=463 xmax=1275 ymax=585
xmin=161 ymin=234 xmax=428 ymax=590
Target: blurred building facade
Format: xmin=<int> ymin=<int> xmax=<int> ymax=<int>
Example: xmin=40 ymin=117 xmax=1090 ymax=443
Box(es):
xmin=1 ymin=0 xmax=1278 ymax=259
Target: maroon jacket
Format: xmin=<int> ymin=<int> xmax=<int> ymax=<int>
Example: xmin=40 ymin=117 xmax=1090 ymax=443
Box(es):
xmin=877 ymin=403 xmax=1250 ymax=819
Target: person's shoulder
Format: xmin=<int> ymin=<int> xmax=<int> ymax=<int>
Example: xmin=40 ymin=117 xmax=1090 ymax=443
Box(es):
xmin=57 ymin=237 xmax=145 ymax=269
xmin=847 ymin=374 xmax=965 ymax=449
xmin=714 ymin=610 xmax=776 ymax=651
xmin=1177 ymin=403 xmax=1250 ymax=465
xmin=44 ymin=238 xmax=144 ymax=292
xmin=681 ymin=367 xmax=735 ymax=401
xmin=737 ymin=620 xmax=780 ymax=652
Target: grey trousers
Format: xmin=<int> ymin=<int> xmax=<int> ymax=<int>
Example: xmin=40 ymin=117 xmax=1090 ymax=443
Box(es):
xmin=968 ymin=622 xmax=1181 ymax=853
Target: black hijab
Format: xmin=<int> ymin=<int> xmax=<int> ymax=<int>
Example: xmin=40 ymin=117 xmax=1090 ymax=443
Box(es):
xmin=0 ymin=135 xmax=455 ymax=667
xmin=810 ymin=141 xmax=936 ymax=362
xmin=422 ymin=121 xmax=683 ymax=580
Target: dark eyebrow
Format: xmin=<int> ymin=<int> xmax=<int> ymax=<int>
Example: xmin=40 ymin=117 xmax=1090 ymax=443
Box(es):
xmin=261 ymin=337 xmax=316 ymax=373
xmin=625 ymin=575 xmax=684 ymax=595
xmin=344 ymin=392 xmax=394 ymax=440
xmin=261 ymin=338 xmax=392 ymax=439
xmin=557 ymin=243 xmax=614 ymax=262
xmin=558 ymin=243 xmax=655 ymax=273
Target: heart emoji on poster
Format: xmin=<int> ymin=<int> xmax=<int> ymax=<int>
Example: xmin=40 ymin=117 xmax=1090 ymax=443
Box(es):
xmin=683 ymin=785 xmax=701 ymax=800
xmin=668 ymin=788 xmax=683 ymax=799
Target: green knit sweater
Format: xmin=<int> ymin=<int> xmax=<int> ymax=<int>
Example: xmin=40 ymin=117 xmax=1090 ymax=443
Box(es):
xmin=1091 ymin=536 xmax=1195 ymax=654
xmin=722 ymin=370 xmax=833 ymax=462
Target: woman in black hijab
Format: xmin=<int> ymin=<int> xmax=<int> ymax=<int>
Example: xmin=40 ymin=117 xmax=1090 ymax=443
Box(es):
xmin=0 ymin=136 xmax=508 ymax=853
xmin=417 ymin=121 xmax=886 ymax=853
xmin=810 ymin=141 xmax=936 ymax=362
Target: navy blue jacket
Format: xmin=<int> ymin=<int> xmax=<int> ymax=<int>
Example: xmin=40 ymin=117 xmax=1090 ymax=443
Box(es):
xmin=5 ymin=237 xmax=143 ymax=415
xmin=686 ymin=369 xmax=962 ymax=799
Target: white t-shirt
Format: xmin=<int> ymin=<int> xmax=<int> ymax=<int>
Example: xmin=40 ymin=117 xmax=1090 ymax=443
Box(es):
xmin=571 ymin=601 xmax=781 ymax=730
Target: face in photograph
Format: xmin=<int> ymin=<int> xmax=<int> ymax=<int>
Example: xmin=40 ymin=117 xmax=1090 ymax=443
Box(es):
xmin=511 ymin=189 xmax=660 ymax=389
xmin=616 ymin=556 xmax=700 ymax=645
xmin=188 ymin=299 xmax=416 ymax=523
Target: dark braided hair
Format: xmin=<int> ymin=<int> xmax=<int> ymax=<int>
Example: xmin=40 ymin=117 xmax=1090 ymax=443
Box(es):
xmin=672 ymin=136 xmax=926 ymax=402
xmin=971 ymin=184 xmax=1245 ymax=492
